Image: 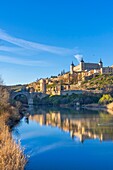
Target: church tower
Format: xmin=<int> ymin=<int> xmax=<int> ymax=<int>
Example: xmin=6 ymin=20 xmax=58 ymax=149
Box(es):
xmin=70 ymin=61 xmax=74 ymax=74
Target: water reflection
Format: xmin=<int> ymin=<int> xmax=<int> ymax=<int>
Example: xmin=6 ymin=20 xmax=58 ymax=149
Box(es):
xmin=26 ymin=106 xmax=113 ymax=143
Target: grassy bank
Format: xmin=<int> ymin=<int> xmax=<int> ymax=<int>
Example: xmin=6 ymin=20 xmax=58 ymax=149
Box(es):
xmin=0 ymin=84 xmax=26 ymax=170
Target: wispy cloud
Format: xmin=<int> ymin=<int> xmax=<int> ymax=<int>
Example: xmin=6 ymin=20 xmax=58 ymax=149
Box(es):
xmin=0 ymin=45 xmax=21 ymax=52
xmin=0 ymin=55 xmax=48 ymax=66
xmin=0 ymin=28 xmax=77 ymax=67
xmin=74 ymin=54 xmax=83 ymax=63
xmin=0 ymin=29 xmax=75 ymax=55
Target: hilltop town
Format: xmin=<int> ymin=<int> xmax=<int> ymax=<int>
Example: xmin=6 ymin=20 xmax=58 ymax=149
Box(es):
xmin=27 ymin=58 xmax=113 ymax=95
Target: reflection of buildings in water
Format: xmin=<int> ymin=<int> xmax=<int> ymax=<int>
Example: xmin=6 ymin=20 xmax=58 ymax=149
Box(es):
xmin=30 ymin=114 xmax=45 ymax=126
xmin=29 ymin=112 xmax=113 ymax=143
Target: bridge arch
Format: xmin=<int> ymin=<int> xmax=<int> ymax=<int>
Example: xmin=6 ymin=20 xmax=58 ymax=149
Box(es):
xmin=11 ymin=92 xmax=33 ymax=105
xmin=11 ymin=91 xmax=48 ymax=105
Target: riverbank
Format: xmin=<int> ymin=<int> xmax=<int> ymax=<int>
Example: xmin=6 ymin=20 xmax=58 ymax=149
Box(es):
xmin=0 ymin=104 xmax=26 ymax=170
xmin=82 ymin=103 xmax=113 ymax=115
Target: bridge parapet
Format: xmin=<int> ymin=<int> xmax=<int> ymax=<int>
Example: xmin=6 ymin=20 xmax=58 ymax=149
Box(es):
xmin=10 ymin=91 xmax=48 ymax=105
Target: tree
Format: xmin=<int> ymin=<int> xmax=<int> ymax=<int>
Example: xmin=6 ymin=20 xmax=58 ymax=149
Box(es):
xmin=99 ymin=94 xmax=113 ymax=105
xmin=0 ymin=76 xmax=9 ymax=107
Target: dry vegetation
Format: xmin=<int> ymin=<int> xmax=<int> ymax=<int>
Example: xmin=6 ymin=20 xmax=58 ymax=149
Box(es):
xmin=0 ymin=115 xmax=26 ymax=170
xmin=0 ymin=80 xmax=26 ymax=170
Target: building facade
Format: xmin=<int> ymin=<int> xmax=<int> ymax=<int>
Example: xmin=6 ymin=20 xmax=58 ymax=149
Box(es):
xmin=70 ymin=58 xmax=113 ymax=74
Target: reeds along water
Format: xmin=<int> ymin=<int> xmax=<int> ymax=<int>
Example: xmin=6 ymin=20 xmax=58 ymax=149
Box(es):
xmin=0 ymin=115 xmax=26 ymax=170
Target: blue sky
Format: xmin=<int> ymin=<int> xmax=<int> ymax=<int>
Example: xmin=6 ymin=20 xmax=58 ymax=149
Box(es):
xmin=0 ymin=0 xmax=113 ymax=85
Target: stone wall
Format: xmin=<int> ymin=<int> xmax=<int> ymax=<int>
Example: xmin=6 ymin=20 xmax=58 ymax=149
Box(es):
xmin=102 ymin=67 xmax=113 ymax=74
xmin=84 ymin=63 xmax=100 ymax=70
xmin=73 ymin=64 xmax=81 ymax=72
xmin=73 ymin=62 xmax=100 ymax=72
xmin=61 ymin=90 xmax=83 ymax=95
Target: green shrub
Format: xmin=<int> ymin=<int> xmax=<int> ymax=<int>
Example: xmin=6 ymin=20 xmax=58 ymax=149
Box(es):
xmin=99 ymin=94 xmax=113 ymax=105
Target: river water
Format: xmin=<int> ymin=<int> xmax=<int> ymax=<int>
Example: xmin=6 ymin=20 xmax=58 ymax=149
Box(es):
xmin=13 ymin=106 xmax=113 ymax=170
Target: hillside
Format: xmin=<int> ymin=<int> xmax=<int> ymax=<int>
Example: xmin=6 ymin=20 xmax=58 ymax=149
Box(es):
xmin=80 ymin=74 xmax=113 ymax=92
xmin=7 ymin=74 xmax=113 ymax=95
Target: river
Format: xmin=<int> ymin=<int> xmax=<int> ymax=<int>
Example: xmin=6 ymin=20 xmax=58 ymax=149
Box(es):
xmin=13 ymin=106 xmax=113 ymax=170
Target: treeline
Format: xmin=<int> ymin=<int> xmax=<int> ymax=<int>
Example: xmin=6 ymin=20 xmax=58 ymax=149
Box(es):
xmin=34 ymin=93 xmax=101 ymax=106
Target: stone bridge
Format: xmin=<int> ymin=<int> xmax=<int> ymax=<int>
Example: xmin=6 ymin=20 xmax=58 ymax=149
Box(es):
xmin=11 ymin=91 xmax=48 ymax=105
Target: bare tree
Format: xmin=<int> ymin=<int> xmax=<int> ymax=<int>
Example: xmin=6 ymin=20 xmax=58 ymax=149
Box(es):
xmin=0 ymin=76 xmax=9 ymax=107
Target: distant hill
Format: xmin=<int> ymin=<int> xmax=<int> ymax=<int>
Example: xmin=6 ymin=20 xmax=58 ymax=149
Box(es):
xmin=6 ymin=84 xmax=27 ymax=92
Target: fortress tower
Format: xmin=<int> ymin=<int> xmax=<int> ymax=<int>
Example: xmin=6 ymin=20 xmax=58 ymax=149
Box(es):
xmin=70 ymin=61 xmax=74 ymax=74
xmin=98 ymin=59 xmax=103 ymax=68
xmin=80 ymin=58 xmax=84 ymax=71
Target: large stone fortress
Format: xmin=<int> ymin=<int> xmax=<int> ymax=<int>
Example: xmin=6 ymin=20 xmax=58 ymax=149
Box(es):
xmin=70 ymin=58 xmax=113 ymax=74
